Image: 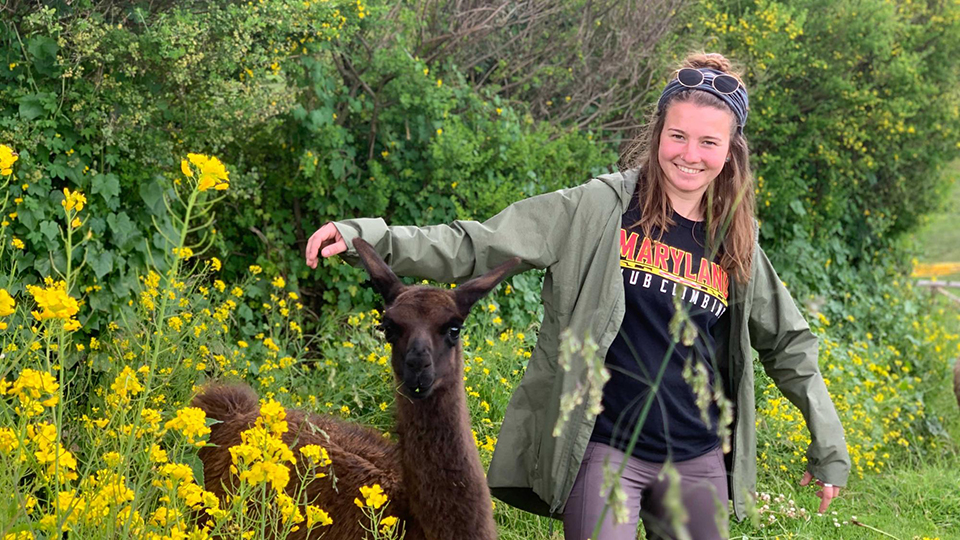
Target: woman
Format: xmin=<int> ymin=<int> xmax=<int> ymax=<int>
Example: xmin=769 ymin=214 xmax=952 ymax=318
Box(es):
xmin=305 ymin=52 xmax=850 ymax=539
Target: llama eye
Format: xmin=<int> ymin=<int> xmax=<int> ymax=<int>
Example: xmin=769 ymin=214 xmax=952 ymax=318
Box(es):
xmin=447 ymin=326 xmax=461 ymax=339
xmin=378 ymin=319 xmax=399 ymax=340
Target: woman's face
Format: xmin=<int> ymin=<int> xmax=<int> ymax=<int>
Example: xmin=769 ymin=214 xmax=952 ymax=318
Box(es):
xmin=657 ymin=100 xmax=735 ymax=202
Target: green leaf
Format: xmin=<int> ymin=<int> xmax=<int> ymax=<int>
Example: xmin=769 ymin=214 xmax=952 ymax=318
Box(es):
xmin=789 ymin=200 xmax=806 ymax=216
xmin=27 ymin=35 xmax=60 ymax=77
xmin=18 ymin=207 xmax=38 ymax=232
xmin=18 ymin=93 xmax=55 ymax=121
xmin=139 ymin=180 xmax=165 ymax=215
xmin=107 ymin=212 xmax=139 ymax=249
xmin=90 ymin=249 xmax=114 ymax=279
xmin=92 ymin=173 xmax=122 ymax=209
xmin=39 ymin=220 xmax=60 ymax=243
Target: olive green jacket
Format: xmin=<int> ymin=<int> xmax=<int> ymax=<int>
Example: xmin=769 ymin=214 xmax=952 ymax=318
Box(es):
xmin=333 ymin=168 xmax=850 ymax=521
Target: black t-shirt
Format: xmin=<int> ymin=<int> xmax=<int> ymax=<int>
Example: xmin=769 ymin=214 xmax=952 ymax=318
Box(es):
xmin=590 ymin=199 xmax=730 ymax=463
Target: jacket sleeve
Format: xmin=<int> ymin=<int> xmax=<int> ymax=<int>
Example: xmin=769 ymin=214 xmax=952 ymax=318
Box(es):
xmin=331 ymin=182 xmax=591 ymax=283
xmin=747 ymin=245 xmax=851 ymax=487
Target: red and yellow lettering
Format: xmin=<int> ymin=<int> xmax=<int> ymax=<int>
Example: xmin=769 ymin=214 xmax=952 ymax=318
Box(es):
xmin=653 ymin=242 xmax=670 ymax=271
xmin=669 ymin=247 xmax=686 ymax=275
xmin=620 ymin=230 xmax=638 ymax=261
xmin=637 ymin=237 xmax=653 ymax=266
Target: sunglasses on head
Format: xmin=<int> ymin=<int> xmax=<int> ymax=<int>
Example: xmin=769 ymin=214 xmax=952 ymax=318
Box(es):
xmin=676 ymin=68 xmax=742 ymax=95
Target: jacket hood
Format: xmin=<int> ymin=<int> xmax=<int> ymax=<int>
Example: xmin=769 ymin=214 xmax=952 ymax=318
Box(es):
xmin=596 ymin=168 xmax=641 ymax=209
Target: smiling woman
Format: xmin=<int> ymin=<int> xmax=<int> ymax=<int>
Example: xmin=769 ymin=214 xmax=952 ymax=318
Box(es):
xmin=657 ymin=101 xmax=735 ymax=218
xmin=304 ymin=52 xmax=850 ymax=540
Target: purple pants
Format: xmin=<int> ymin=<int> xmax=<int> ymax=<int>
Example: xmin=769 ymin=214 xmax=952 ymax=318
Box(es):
xmin=563 ymin=441 xmax=729 ymax=540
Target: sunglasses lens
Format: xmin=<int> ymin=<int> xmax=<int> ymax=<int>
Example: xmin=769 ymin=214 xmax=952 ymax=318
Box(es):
xmin=713 ymin=74 xmax=740 ymax=94
xmin=677 ymin=68 xmax=703 ymax=87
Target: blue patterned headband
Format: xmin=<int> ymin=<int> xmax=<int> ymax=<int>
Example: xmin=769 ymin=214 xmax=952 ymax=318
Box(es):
xmin=657 ymin=67 xmax=749 ymax=133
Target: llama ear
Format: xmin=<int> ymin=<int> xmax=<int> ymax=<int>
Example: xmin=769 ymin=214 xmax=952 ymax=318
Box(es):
xmin=454 ymin=257 xmax=521 ymax=316
xmin=353 ymin=238 xmax=403 ymax=304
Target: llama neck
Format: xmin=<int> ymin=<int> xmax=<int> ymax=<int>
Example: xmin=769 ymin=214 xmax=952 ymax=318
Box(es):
xmin=395 ymin=379 xmax=495 ymax=539
xmin=396 ymin=380 xmax=474 ymax=461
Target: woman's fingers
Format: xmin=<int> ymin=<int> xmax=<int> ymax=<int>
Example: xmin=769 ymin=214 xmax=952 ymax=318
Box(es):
xmin=305 ymin=222 xmax=346 ymax=268
xmin=799 ymin=470 xmax=840 ymax=513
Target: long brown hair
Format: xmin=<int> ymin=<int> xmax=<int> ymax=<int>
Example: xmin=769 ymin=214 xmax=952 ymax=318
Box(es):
xmin=619 ymin=52 xmax=756 ymax=284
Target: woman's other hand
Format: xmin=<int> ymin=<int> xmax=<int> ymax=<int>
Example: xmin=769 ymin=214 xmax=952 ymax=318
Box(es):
xmin=305 ymin=222 xmax=346 ymax=268
xmin=800 ymin=470 xmax=840 ymax=514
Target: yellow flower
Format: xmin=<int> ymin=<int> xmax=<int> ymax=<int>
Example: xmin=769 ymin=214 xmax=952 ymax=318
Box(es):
xmin=263 ymin=337 xmax=280 ymax=352
xmin=271 ymin=275 xmax=286 ymax=288
xmin=149 ymin=444 xmax=169 ymax=464
xmin=27 ymin=423 xmax=78 ymax=480
xmin=0 ymin=426 xmax=20 ymax=454
xmin=164 ymin=407 xmax=211 ymax=445
xmin=181 ymin=159 xmax=193 ymax=177
xmin=71 ymin=217 xmax=81 ymax=229
xmin=110 ymin=366 xmax=144 ymax=403
xmin=0 ymin=144 xmax=17 ymax=176
xmin=249 ymin=265 xmax=262 ymax=275
xmin=0 ymin=288 xmax=15 ymax=317
xmin=210 ymin=257 xmax=222 ymax=271
xmin=103 ymin=451 xmax=123 ymax=467
xmin=306 ymin=505 xmax=333 ymax=528
xmin=11 ymin=237 xmax=25 ymax=249
xmin=168 ymin=316 xmax=183 ymax=331
xmin=380 ymin=515 xmax=399 ymax=533
xmin=26 ymin=280 xmax=79 ymax=321
xmin=188 ymin=154 xmax=230 ymax=191
xmin=61 ymin=188 xmax=86 ymax=212
xmin=173 ymin=247 xmax=194 ymax=259
xmin=10 ymin=369 xmax=59 ymax=417
xmin=299 ymin=445 xmax=332 ymax=467
xmin=357 ymin=484 xmax=388 ymax=509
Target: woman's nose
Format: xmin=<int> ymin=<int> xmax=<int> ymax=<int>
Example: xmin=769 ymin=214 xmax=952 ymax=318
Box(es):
xmin=681 ymin=142 xmax=700 ymax=163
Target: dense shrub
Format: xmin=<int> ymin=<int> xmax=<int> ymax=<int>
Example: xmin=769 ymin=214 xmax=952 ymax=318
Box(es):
xmin=0 ymin=0 xmax=617 ymax=330
xmin=676 ymin=0 xmax=960 ymax=307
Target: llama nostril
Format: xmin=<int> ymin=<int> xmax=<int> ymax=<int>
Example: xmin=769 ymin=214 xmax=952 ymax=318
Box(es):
xmin=404 ymin=354 xmax=432 ymax=371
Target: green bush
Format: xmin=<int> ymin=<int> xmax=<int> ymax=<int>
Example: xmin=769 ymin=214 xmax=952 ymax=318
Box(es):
xmin=0 ymin=0 xmax=616 ymax=333
xmin=677 ymin=0 xmax=960 ymax=303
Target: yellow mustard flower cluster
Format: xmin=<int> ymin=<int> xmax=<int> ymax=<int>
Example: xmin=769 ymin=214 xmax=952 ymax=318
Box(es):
xmin=0 ymin=144 xmax=17 ymax=175
xmin=6 ymin=369 xmax=60 ymax=417
xmin=164 ymin=407 xmax=211 ymax=447
xmin=0 ymin=288 xmax=15 ymax=330
xmin=25 ymin=278 xmax=81 ymax=331
xmin=27 ymin=422 xmax=80 ymax=481
xmin=228 ymin=400 xmax=295 ymax=491
xmin=181 ymin=153 xmax=230 ymax=192
xmin=39 ymin=470 xmax=136 ymax=533
xmin=757 ymin=310 xmax=959 ymax=480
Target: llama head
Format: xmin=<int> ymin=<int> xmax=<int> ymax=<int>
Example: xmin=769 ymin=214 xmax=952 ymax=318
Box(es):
xmin=353 ymin=238 xmax=520 ymax=400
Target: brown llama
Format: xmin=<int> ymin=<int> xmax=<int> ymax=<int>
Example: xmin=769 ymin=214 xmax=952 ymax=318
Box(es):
xmin=192 ymin=238 xmax=517 ymax=540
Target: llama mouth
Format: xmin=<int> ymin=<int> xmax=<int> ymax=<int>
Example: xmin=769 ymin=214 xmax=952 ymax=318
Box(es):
xmin=403 ymin=384 xmax=434 ymax=400
xmin=402 ymin=373 xmax=435 ymax=399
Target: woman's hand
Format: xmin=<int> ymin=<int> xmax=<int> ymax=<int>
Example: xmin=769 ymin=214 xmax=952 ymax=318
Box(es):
xmin=800 ymin=470 xmax=840 ymax=513
xmin=305 ymin=222 xmax=346 ymax=268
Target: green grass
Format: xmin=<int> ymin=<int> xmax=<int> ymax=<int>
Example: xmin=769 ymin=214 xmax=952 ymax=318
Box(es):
xmin=913 ymin=160 xmax=960 ymax=280
xmin=492 ymin=450 xmax=960 ymax=540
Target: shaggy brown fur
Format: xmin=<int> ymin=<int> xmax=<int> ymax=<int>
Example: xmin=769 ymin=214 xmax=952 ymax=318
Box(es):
xmin=192 ymin=239 xmax=517 ymax=540
xmin=194 ymin=384 xmax=415 ymax=540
